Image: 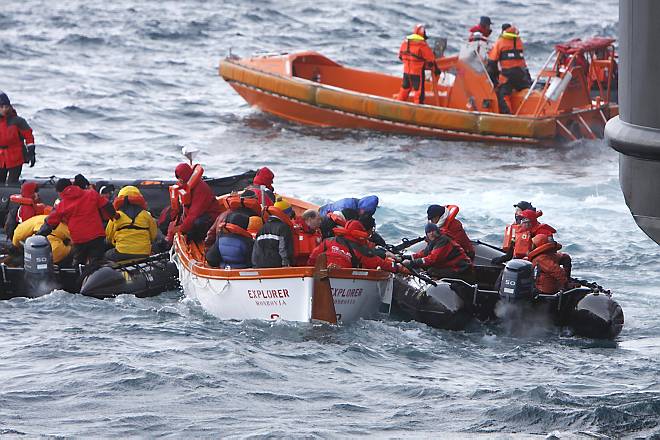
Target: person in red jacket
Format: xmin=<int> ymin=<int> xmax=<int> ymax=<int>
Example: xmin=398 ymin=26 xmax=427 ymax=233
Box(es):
xmin=4 ymin=181 xmax=46 ymax=241
xmin=427 ymin=204 xmax=475 ymax=260
xmin=493 ymin=206 xmax=558 ymax=264
xmin=307 ymin=220 xmax=401 ymax=272
xmin=174 ymin=163 xmax=222 ymax=242
xmin=396 ymin=24 xmax=440 ymax=104
xmin=38 ymin=178 xmax=117 ymax=266
xmin=401 ymin=223 xmax=474 ymax=281
xmin=468 ymin=16 xmax=492 ymax=42
xmin=245 ymin=167 xmax=276 ymax=207
xmin=0 ymin=92 xmax=36 ymax=183
xmin=527 ymin=234 xmax=570 ymax=294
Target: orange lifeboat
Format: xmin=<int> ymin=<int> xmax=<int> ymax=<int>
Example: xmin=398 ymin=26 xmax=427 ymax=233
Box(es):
xmin=219 ymin=37 xmax=618 ymax=145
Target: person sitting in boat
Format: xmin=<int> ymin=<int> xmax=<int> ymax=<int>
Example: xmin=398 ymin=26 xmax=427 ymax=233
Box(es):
xmin=487 ymin=25 xmax=532 ymax=114
xmin=104 ymin=186 xmax=158 ymax=262
xmin=4 ymin=181 xmax=48 ymax=241
xmin=245 ymin=167 xmax=276 ymax=207
xmin=252 ymin=199 xmax=295 ymax=268
xmin=396 ymin=24 xmax=441 ymax=105
xmin=357 ymin=213 xmax=391 ymax=257
xmin=11 ymin=214 xmax=72 ymax=266
xmin=526 ymin=234 xmax=570 ymax=295
xmin=292 ymin=209 xmax=322 ymax=266
xmin=204 ymin=189 xmax=263 ymax=248
xmin=172 ymin=163 xmax=222 ymax=243
xmin=468 ymin=16 xmax=493 ymax=43
xmin=0 ymin=91 xmax=36 ymax=184
xmin=492 ymin=207 xmax=557 ymax=265
xmin=307 ymin=220 xmax=401 ymax=273
xmin=38 ymin=178 xmax=118 ymax=267
xmin=206 ymin=212 xmax=254 ymax=269
xmin=400 ymin=223 xmax=474 ymax=282
xmin=427 ymin=204 xmax=475 ymax=260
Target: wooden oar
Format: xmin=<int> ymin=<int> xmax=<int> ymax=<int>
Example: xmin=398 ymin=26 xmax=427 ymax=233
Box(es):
xmin=311 ymin=253 xmax=337 ymax=324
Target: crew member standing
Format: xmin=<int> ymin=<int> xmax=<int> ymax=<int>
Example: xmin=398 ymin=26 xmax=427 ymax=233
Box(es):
xmin=487 ymin=25 xmax=532 ymax=114
xmin=396 ymin=24 xmax=440 ymax=104
xmin=0 ymin=92 xmax=36 ymax=183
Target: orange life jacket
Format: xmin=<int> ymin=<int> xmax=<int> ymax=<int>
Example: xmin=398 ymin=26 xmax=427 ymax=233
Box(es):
xmin=220 ymin=222 xmax=253 ymax=240
xmin=513 ymin=227 xmax=533 ymax=258
xmin=223 ymin=194 xmax=262 ymax=215
xmin=169 ymin=164 xmax=204 ymax=218
xmin=440 ymin=205 xmax=459 ymax=229
xmin=489 ymin=35 xmax=527 ymax=70
xmin=293 ymin=223 xmax=321 ymax=265
xmin=113 ymin=193 xmax=147 ymax=211
xmin=327 ymin=212 xmax=346 ymax=227
xmin=502 ymin=223 xmax=516 ymax=252
xmin=263 ymin=206 xmax=294 ymax=229
xmin=9 ymin=194 xmax=47 ymax=221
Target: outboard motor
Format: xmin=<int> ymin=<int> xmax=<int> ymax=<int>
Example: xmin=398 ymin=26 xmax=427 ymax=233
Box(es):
xmin=499 ymin=259 xmax=534 ymax=302
xmin=23 ymin=235 xmax=59 ymax=296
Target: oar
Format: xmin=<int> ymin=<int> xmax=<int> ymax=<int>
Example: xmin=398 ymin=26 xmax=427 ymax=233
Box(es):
xmin=311 ymin=253 xmax=337 ymax=324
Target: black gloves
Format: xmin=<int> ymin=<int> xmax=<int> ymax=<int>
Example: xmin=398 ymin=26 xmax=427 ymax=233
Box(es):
xmin=25 ymin=144 xmax=36 ymax=168
xmin=37 ymin=222 xmax=53 ymax=237
xmin=491 ymin=255 xmax=507 ymax=265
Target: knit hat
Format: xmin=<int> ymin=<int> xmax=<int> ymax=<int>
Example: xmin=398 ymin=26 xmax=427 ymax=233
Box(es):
xmin=274 ymin=199 xmax=293 ymax=217
xmin=175 ymin=163 xmax=193 ymax=181
xmin=55 ymin=178 xmax=72 ymax=193
xmin=425 ymin=223 xmax=439 ymax=234
xmin=480 ymin=16 xmax=492 ymax=27
xmin=427 ymin=204 xmax=445 ymax=220
xmin=253 ymin=167 xmax=274 ymax=190
xmin=0 ymin=92 xmax=10 ymax=106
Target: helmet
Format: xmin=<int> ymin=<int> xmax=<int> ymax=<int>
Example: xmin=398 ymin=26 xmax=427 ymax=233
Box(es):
xmin=413 ymin=24 xmax=427 ymax=40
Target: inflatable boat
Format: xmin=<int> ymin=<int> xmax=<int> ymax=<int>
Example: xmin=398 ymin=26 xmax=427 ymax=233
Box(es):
xmin=392 ymin=241 xmax=624 ymax=339
xmin=172 ymin=195 xmax=393 ymax=324
xmin=0 ymin=236 xmax=179 ymax=300
xmin=220 ymin=38 xmax=618 ymax=145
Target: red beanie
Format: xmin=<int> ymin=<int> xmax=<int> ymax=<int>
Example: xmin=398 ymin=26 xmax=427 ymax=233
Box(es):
xmin=253 ymin=167 xmax=274 ymax=190
xmin=175 ymin=163 xmax=193 ymax=181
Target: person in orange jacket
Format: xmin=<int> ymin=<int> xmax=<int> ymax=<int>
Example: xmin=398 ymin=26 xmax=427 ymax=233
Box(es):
xmin=487 ymin=25 xmax=532 ymax=113
xmin=396 ymin=24 xmax=440 ymax=104
xmin=292 ymin=209 xmax=322 ymax=266
xmin=427 ymin=204 xmax=475 ymax=260
xmin=527 ymin=234 xmax=571 ymax=294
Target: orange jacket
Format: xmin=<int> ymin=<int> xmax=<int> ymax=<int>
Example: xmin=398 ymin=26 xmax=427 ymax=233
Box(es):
xmin=488 ymin=33 xmax=527 ymax=70
xmin=399 ymin=34 xmax=436 ymax=75
xmin=530 ymin=250 xmax=568 ymax=294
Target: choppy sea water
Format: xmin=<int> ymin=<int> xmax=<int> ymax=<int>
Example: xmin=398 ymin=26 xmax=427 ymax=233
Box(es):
xmin=2 ymin=0 xmax=659 ymax=437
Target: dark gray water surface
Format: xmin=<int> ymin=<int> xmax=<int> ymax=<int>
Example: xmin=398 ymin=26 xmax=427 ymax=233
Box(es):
xmin=1 ymin=0 xmax=659 ymax=437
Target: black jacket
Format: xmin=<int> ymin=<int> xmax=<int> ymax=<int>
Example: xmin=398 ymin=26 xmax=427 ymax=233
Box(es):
xmin=251 ymin=217 xmax=294 ymax=268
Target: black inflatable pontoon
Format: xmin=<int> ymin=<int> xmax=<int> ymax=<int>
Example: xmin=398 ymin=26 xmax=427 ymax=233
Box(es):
xmin=392 ymin=241 xmax=624 ymax=339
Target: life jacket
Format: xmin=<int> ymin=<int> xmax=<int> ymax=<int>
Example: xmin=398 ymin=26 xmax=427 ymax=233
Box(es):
xmin=113 ymin=193 xmax=147 ymax=211
xmin=9 ymin=194 xmax=47 ymax=222
xmin=263 ymin=205 xmax=294 ymax=229
xmin=420 ymin=234 xmax=471 ymax=272
xmin=399 ymin=34 xmax=435 ymax=75
xmin=502 ymin=223 xmax=516 ymax=252
xmin=513 ymin=226 xmax=533 ymax=258
xmin=496 ymin=33 xmax=526 ymax=70
xmin=217 ymin=225 xmax=254 ymax=269
xmin=223 ymin=194 xmax=262 ymax=216
xmin=168 ymin=164 xmax=204 ymax=219
xmin=327 ymin=211 xmax=346 ymax=227
xmin=333 ymin=225 xmax=370 ymax=246
xmin=245 ymin=184 xmax=275 ymax=207
xmin=293 ymin=222 xmax=321 ymax=266
xmin=439 ymin=205 xmax=459 ymax=230
xmin=219 ymin=222 xmax=253 ymax=240
xmin=526 ymin=242 xmax=558 ymax=261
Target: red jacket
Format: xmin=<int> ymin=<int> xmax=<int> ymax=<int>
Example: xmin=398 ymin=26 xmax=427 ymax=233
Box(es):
xmin=441 ymin=218 xmax=475 ymax=259
xmin=399 ymin=36 xmax=436 ymax=75
xmin=46 ymin=186 xmax=113 ymax=244
xmin=530 ymin=250 xmax=568 ymax=294
xmin=0 ymin=109 xmax=34 ymax=168
xmin=468 ymin=24 xmax=492 ymax=42
xmin=307 ymin=221 xmax=398 ymax=272
xmin=17 ymin=181 xmax=42 ymax=222
xmin=412 ymin=234 xmax=471 ymax=272
xmin=175 ymin=164 xmax=222 ymax=234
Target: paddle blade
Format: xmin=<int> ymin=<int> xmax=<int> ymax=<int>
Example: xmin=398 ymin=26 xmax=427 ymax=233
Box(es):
xmin=311 ymin=253 xmax=337 ymax=324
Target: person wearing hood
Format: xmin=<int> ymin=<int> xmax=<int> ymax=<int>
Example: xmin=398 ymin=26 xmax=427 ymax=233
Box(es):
xmin=252 ymin=199 xmax=295 ymax=268
xmin=526 ymin=234 xmax=570 ymax=294
xmin=38 ymin=178 xmax=117 ymax=266
xmin=105 ymin=186 xmax=158 ymax=261
xmin=0 ymin=91 xmax=36 ymax=183
xmin=173 ymin=163 xmax=222 ymax=242
xmin=469 ymin=16 xmax=493 ymax=43
xmin=396 ymin=24 xmax=440 ymax=104
xmin=400 ymin=223 xmax=474 ymax=281
xmin=487 ymin=25 xmax=532 ymax=113
xmin=12 ymin=214 xmax=71 ymax=265
xmin=246 ymin=167 xmax=276 ymax=207
xmin=307 ymin=220 xmax=401 ymax=273
xmin=4 ymin=181 xmax=47 ymax=241
xmin=427 ymin=204 xmax=475 ymax=260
